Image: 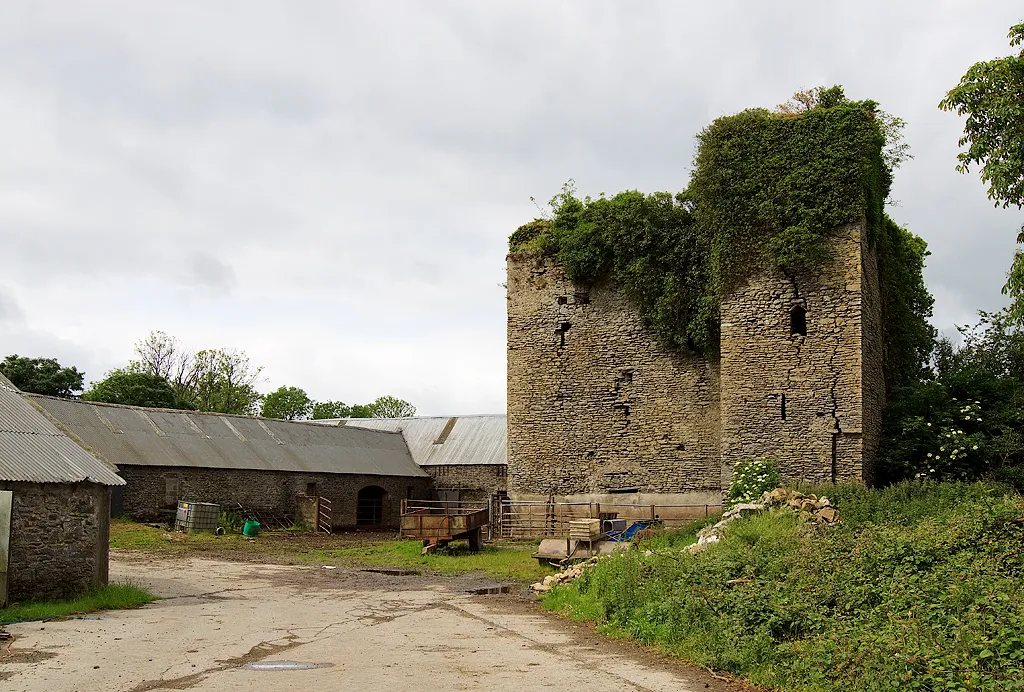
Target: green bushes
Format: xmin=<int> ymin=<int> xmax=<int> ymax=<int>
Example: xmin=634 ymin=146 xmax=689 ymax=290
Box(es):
xmin=544 ymin=482 xmax=1024 ymax=691
xmin=727 ymin=458 xmax=781 ymax=507
xmin=881 ymin=309 xmax=1024 ymax=486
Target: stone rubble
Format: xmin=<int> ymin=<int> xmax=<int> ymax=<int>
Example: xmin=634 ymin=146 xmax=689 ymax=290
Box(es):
xmin=530 ymin=488 xmax=841 ymax=591
xmin=530 ymin=558 xmax=599 ymax=593
xmin=689 ymin=488 xmax=838 ymax=554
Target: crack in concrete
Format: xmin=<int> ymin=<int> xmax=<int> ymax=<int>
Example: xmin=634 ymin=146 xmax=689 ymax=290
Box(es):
xmin=433 ymin=600 xmax=659 ymax=691
xmin=126 ymin=636 xmax=302 ymax=692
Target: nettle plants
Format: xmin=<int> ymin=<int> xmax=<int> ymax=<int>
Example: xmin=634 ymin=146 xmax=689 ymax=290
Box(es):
xmin=727 ymin=457 xmax=782 ymax=507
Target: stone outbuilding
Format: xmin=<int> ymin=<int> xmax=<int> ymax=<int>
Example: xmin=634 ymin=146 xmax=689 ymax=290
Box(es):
xmin=316 ymin=415 xmax=507 ymax=505
xmin=0 ymin=374 xmax=125 ymax=606
xmin=28 ymin=396 xmax=431 ymax=530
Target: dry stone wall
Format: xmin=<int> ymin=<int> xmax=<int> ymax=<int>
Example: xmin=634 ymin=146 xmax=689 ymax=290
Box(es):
xmin=719 ymin=222 xmax=881 ymax=485
xmin=507 ymin=222 xmax=881 ymax=500
xmin=507 ymin=255 xmax=722 ymax=501
xmin=1 ymin=481 xmax=109 ymax=602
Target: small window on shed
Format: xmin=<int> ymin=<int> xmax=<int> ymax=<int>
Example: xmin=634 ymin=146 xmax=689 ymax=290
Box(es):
xmin=790 ymin=305 xmax=807 ymax=337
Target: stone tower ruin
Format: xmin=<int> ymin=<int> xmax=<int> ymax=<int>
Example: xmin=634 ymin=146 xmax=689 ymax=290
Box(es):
xmin=506 ymin=221 xmax=884 ymax=505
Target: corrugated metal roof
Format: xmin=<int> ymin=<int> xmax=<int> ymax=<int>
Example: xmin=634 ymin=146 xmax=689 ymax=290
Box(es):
xmin=27 ymin=396 xmax=427 ymax=478
xmin=0 ymin=372 xmax=18 ymax=391
xmin=314 ymin=415 xmax=507 ymax=467
xmin=0 ymin=383 xmax=125 ymax=486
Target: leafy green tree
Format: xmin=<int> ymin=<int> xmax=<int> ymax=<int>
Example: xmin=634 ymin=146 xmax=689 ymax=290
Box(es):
xmin=188 ymin=348 xmax=263 ymax=415
xmin=81 ymin=370 xmax=191 ymax=409
xmin=127 ymin=331 xmax=264 ymax=415
xmin=348 ymin=403 xmax=374 ymax=418
xmin=369 ymin=395 xmax=417 ymax=418
xmin=0 ymin=355 xmax=84 ymax=396
xmin=260 ymin=386 xmax=313 ymax=420
xmin=940 ymin=23 xmax=1024 ymax=319
xmin=311 ymin=400 xmax=351 ymax=419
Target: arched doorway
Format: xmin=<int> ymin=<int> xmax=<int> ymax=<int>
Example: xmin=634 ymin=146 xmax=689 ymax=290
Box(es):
xmin=356 ymin=485 xmax=387 ymax=526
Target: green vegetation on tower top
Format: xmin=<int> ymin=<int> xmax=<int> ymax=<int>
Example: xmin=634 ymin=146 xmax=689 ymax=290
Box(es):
xmin=509 ymin=86 xmax=934 ymax=390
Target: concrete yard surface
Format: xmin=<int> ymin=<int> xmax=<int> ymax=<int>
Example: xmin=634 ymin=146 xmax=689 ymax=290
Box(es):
xmin=2 ymin=556 xmax=749 ymax=691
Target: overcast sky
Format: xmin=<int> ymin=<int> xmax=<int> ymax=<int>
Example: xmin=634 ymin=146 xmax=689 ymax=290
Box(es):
xmin=1 ymin=2 xmax=1022 ymax=415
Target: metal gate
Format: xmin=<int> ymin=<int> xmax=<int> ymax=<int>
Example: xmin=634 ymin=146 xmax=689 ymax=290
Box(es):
xmin=317 ymin=497 xmax=333 ymax=534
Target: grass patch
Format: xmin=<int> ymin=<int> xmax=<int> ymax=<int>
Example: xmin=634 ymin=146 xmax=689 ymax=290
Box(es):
xmin=303 ymin=540 xmax=550 ymax=581
xmin=543 ymin=481 xmax=1024 ymax=691
xmin=111 ymin=520 xmax=550 ymax=582
xmin=1 ymin=582 xmax=157 ymax=624
xmin=110 ymin=519 xmax=230 ymax=550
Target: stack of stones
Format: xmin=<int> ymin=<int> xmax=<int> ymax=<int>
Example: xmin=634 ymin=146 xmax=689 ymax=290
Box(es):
xmin=530 ymin=559 xmax=596 ymax=593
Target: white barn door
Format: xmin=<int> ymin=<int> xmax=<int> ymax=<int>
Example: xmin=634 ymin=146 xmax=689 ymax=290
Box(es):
xmin=0 ymin=490 xmax=11 ymax=608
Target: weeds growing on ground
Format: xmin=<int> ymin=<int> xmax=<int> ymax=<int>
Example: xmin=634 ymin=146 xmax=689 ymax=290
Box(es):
xmin=544 ymin=481 xmax=1024 ymax=691
xmin=0 ymin=582 xmax=157 ymax=624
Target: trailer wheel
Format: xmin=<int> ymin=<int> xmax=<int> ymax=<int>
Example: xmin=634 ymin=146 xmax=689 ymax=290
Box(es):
xmin=468 ymin=528 xmax=482 ymax=552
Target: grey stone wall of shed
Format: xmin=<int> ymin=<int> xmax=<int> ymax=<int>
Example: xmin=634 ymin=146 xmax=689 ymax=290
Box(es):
xmin=116 ymin=466 xmax=431 ymax=528
xmin=0 ymin=481 xmax=109 ymax=602
xmin=422 ymin=464 xmax=507 ymax=504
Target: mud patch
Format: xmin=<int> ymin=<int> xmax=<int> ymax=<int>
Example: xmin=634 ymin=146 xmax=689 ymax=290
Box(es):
xmin=467 ymin=585 xmax=513 ymax=595
xmin=0 ymin=649 xmax=59 ymax=665
xmin=361 ymin=568 xmax=421 ymax=576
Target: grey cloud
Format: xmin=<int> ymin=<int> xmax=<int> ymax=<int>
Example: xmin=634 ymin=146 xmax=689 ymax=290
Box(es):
xmin=185 ymin=252 xmax=236 ymax=294
xmin=0 ymin=287 xmax=25 ymax=325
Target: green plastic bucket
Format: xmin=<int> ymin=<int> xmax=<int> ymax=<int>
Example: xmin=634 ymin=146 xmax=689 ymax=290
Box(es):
xmin=242 ymin=520 xmax=261 ymax=537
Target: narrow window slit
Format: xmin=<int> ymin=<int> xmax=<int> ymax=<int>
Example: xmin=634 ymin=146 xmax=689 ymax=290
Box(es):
xmin=790 ymin=305 xmax=807 ymax=337
xmin=555 ymin=321 xmax=571 ymax=347
xmin=781 ymin=393 xmax=787 ymax=421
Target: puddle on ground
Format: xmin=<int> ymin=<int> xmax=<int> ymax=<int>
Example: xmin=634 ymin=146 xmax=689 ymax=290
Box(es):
xmin=467 ymin=585 xmax=513 ymax=595
xmin=243 ymin=660 xmax=334 ymax=671
xmin=361 ymin=568 xmax=421 ymax=576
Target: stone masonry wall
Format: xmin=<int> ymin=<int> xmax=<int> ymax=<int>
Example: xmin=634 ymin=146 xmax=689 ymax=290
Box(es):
xmin=424 ymin=464 xmax=507 ymax=504
xmin=1 ymin=481 xmax=109 ymax=602
xmin=117 ymin=466 xmax=431 ymax=529
xmin=507 ymin=255 xmax=721 ymax=501
xmin=719 ymin=222 xmax=880 ymax=484
xmin=860 ymin=223 xmax=885 ymax=487
xmin=507 ymin=221 xmax=881 ymax=499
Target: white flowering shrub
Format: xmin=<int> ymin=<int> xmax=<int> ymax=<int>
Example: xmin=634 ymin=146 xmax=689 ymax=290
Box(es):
xmin=914 ymin=399 xmax=987 ymax=481
xmin=727 ymin=457 xmax=781 ymax=507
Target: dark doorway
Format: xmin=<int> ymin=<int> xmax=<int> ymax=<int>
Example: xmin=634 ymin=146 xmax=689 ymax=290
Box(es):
xmin=356 ymin=486 xmax=386 ymax=526
xmin=111 ymin=486 xmax=125 ymax=518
